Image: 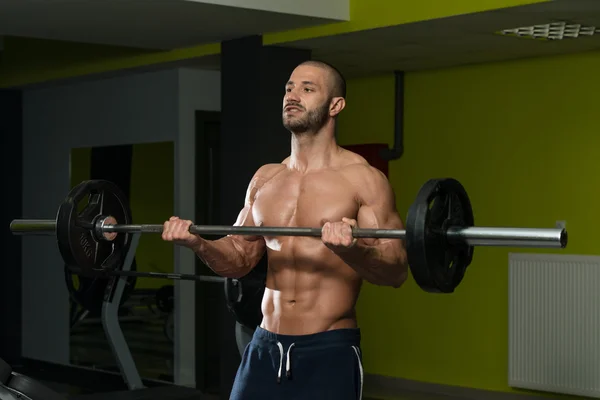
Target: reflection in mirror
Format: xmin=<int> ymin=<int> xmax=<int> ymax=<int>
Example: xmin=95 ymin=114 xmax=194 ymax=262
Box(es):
xmin=68 ymin=141 xmax=175 ymax=383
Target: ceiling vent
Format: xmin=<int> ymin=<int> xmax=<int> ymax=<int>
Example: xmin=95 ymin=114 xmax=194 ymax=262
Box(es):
xmin=498 ymin=21 xmax=596 ymax=40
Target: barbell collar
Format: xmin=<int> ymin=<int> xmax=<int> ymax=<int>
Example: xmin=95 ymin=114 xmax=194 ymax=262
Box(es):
xmin=10 ymin=218 xmax=567 ymax=248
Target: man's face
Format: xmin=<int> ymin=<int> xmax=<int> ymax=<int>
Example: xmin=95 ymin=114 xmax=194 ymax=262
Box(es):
xmin=282 ymin=65 xmax=332 ymax=134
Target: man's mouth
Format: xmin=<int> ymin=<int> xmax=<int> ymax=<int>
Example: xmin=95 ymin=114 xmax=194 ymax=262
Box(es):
xmin=284 ymin=105 xmax=302 ymax=112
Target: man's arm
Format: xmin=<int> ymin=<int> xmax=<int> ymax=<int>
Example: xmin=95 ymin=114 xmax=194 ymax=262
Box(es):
xmin=325 ymin=166 xmax=409 ymax=288
xmin=191 ymin=169 xmax=271 ymax=279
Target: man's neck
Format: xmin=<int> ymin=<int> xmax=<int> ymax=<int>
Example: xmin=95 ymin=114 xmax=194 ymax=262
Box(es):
xmin=289 ymin=129 xmax=339 ymax=172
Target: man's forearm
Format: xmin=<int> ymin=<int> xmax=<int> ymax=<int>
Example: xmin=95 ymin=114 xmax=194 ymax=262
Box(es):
xmin=192 ymin=236 xmax=254 ymax=279
xmin=337 ymin=240 xmax=408 ymax=288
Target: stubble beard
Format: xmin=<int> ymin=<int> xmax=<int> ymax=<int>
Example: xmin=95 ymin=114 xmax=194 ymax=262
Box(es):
xmin=282 ymin=101 xmax=330 ymax=136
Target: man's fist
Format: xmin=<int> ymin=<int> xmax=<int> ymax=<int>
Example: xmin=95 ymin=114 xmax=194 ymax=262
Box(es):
xmin=322 ymin=217 xmax=358 ymax=253
xmin=162 ymin=216 xmax=199 ymax=248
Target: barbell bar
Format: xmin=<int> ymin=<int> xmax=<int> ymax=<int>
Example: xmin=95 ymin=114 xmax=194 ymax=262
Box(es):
xmin=9 ymin=178 xmax=569 ymax=296
xmin=66 ymin=266 xmax=229 ymax=283
xmin=10 ymin=219 xmax=566 ymax=248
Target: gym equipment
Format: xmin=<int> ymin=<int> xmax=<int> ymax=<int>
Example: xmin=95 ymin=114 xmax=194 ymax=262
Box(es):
xmin=10 ymin=177 xmax=568 ymax=294
xmin=65 ymin=259 xmax=138 ymax=316
xmin=64 ymin=231 xmax=251 ymax=395
xmin=11 ymin=180 xmax=264 ymax=324
xmin=406 ymin=178 xmax=475 ymax=293
xmin=0 ymin=357 xmax=66 ymax=400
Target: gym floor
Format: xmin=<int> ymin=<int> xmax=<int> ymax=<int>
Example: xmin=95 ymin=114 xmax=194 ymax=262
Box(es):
xmin=37 ymin=377 xmax=460 ymax=400
xmin=70 ymin=307 xmax=173 ymax=382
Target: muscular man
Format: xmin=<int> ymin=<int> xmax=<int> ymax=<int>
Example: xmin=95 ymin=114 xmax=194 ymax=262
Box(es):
xmin=162 ymin=60 xmax=408 ymax=399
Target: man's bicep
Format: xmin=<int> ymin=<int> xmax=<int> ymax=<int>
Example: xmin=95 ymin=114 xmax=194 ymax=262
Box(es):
xmin=356 ymin=168 xmax=404 ymax=240
xmin=232 ymin=203 xmax=257 ymax=227
xmin=227 ymin=190 xmax=266 ymax=268
xmin=232 ymin=166 xmax=268 ymax=227
xmin=230 ymin=169 xmax=267 ymax=249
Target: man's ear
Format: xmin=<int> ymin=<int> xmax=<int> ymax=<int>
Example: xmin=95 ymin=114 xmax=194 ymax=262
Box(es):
xmin=329 ymin=97 xmax=346 ymax=117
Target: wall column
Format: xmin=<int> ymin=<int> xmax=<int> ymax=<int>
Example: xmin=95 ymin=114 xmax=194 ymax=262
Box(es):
xmin=218 ymin=35 xmax=311 ymax=398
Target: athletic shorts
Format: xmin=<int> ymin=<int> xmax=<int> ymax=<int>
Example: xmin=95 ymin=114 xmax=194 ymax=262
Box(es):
xmin=229 ymin=326 xmax=363 ymax=400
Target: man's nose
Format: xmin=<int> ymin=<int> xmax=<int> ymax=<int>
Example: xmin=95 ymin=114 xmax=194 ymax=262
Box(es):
xmin=285 ymin=91 xmax=300 ymax=103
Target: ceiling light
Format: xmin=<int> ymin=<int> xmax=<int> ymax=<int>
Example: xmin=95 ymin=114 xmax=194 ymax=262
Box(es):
xmin=497 ymin=21 xmax=596 ymax=40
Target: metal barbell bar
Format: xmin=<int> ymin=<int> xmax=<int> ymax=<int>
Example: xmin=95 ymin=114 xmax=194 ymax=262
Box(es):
xmin=10 ymin=218 xmax=568 ymax=249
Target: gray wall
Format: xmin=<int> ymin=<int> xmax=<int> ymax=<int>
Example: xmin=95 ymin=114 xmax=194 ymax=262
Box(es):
xmin=21 ymin=67 xmax=220 ymax=387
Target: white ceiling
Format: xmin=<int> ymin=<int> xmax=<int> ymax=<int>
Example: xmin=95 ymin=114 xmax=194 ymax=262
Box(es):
xmin=279 ymin=0 xmax=600 ymax=77
xmin=0 ymin=0 xmax=342 ymax=50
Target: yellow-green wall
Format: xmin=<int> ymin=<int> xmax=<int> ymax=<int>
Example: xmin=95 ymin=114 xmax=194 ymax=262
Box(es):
xmin=129 ymin=141 xmax=175 ymax=289
xmin=338 ymin=49 xmax=600 ymax=395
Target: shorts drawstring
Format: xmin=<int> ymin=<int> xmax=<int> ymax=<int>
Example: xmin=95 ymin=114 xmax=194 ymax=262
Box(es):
xmin=276 ymin=342 xmax=296 ymax=383
xmin=276 ymin=342 xmax=284 ymax=383
xmin=286 ymin=343 xmax=295 ymax=378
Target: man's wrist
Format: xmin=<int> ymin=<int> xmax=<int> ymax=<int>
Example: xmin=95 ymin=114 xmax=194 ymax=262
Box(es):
xmin=337 ymin=239 xmax=372 ymax=258
xmin=190 ymin=236 xmax=207 ymax=254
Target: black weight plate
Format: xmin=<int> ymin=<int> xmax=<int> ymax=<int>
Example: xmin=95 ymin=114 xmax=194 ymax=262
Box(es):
xmin=406 ymin=178 xmax=474 ymax=293
xmin=56 ymin=180 xmax=132 ymax=276
xmin=224 ymin=256 xmax=267 ymax=330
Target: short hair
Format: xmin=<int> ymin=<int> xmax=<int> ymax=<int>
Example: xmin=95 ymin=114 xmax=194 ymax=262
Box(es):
xmin=298 ymin=60 xmax=346 ymax=99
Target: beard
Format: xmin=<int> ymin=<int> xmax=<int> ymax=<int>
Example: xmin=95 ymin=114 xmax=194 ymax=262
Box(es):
xmin=282 ymin=101 xmax=330 ymax=134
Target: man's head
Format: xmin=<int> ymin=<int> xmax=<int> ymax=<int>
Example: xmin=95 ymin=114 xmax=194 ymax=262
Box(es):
xmin=282 ymin=60 xmax=346 ymax=135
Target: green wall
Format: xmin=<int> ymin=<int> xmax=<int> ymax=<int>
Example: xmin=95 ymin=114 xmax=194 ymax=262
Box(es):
xmin=338 ymin=49 xmax=600 ymax=394
xmin=129 ymin=141 xmax=175 ymax=289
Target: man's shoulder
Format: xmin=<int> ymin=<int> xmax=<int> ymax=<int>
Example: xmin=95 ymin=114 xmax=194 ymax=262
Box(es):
xmin=340 ymin=159 xmax=387 ymax=183
xmin=250 ymin=163 xmax=287 ymax=187
xmin=338 ymin=157 xmax=393 ymax=203
xmin=255 ymin=162 xmax=287 ymax=177
xmin=338 ymin=148 xmax=386 ymax=177
xmin=245 ymin=163 xmax=286 ymax=203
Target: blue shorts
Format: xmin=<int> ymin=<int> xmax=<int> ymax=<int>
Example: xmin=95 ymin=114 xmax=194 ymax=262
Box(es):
xmin=230 ymin=326 xmax=363 ymax=400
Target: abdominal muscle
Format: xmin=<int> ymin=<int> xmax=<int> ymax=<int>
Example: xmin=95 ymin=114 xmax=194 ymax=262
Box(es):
xmin=259 ymin=236 xmax=362 ymax=335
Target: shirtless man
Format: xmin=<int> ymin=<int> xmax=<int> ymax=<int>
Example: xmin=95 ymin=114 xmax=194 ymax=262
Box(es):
xmin=162 ymin=60 xmax=409 ymax=399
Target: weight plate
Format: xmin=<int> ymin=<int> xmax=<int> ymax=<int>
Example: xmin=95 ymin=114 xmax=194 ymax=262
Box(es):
xmin=56 ymin=180 xmax=132 ymax=276
xmin=406 ymin=178 xmax=475 ymax=293
xmin=224 ymin=256 xmax=267 ymax=330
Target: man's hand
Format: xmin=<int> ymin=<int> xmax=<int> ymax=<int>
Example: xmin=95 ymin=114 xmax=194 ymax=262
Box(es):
xmin=322 ymin=217 xmax=358 ymax=253
xmin=162 ymin=216 xmax=201 ymax=249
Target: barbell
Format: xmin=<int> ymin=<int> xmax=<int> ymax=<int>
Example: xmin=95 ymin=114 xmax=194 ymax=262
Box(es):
xmin=9 ymin=177 xmax=567 ymax=324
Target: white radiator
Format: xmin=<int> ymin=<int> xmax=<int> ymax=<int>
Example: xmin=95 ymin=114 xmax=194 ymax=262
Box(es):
xmin=508 ymin=253 xmax=600 ymax=398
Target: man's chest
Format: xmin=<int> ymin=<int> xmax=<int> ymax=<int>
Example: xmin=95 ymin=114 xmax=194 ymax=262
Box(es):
xmin=252 ymin=171 xmax=360 ymax=228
